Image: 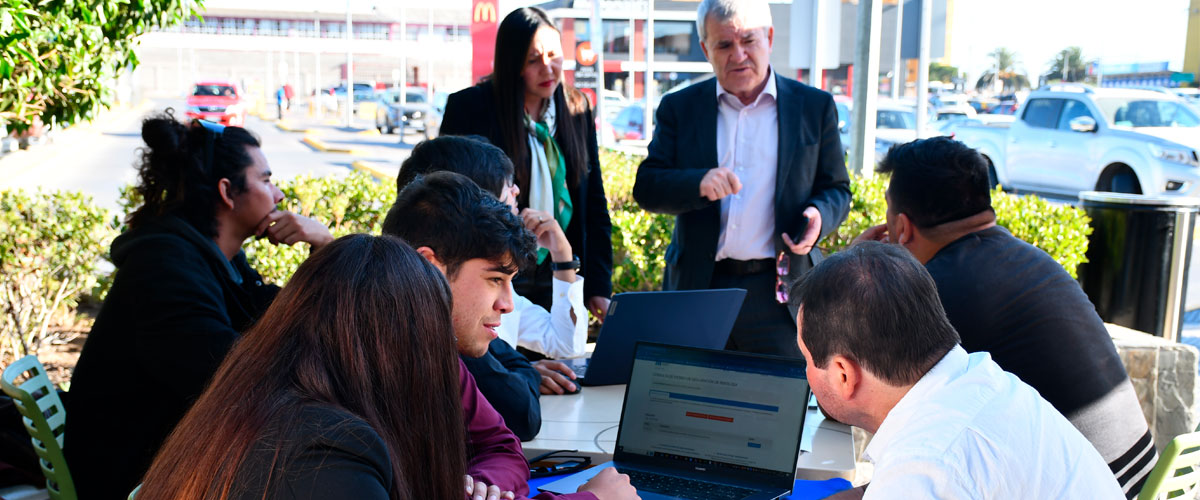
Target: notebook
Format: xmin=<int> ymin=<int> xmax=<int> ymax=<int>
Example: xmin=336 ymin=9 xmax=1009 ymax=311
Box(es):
xmin=542 ymin=342 xmax=810 ymax=500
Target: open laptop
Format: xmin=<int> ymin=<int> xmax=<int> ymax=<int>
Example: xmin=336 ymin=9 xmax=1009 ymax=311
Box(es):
xmin=569 ymin=289 xmax=746 ymax=386
xmin=542 ymin=342 xmax=809 ymax=500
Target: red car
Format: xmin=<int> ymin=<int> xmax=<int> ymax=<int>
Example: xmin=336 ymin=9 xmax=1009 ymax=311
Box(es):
xmin=185 ymin=81 xmax=247 ymax=126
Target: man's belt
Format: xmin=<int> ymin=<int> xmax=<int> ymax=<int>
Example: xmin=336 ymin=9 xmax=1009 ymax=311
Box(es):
xmin=713 ymin=258 xmax=775 ymax=276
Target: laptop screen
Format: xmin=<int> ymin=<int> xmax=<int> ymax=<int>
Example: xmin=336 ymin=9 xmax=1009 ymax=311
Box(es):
xmin=615 ymin=343 xmax=809 ymax=479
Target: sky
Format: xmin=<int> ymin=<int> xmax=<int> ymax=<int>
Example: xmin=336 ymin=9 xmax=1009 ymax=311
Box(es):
xmin=198 ymin=0 xmax=1193 ymax=82
xmin=947 ymin=0 xmax=1191 ymax=82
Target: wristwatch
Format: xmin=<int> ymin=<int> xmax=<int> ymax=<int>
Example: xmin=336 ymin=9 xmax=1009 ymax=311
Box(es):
xmin=551 ymin=255 xmax=581 ymax=271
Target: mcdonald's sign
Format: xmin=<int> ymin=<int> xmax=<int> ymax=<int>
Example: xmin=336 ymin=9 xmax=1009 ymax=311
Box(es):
xmin=473 ymin=1 xmax=497 ymax=23
xmin=471 ymin=0 xmax=500 ymax=83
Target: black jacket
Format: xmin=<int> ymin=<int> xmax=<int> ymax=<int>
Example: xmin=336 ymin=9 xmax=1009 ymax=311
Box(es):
xmin=440 ymin=81 xmax=614 ymax=302
xmin=632 ymin=74 xmax=851 ymax=291
xmin=231 ymin=402 xmax=393 ymax=499
xmin=460 ymin=338 xmax=542 ymax=441
xmin=65 ymin=215 xmax=278 ymax=499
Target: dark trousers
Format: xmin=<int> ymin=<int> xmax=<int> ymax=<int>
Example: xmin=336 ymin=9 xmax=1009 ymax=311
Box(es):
xmin=710 ymin=268 xmax=802 ymax=358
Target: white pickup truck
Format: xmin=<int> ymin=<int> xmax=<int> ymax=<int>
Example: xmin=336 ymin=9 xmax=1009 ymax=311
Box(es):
xmin=946 ymin=85 xmax=1200 ymax=197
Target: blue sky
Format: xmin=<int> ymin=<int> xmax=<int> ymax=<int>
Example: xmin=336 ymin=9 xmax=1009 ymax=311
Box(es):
xmin=947 ymin=0 xmax=1191 ymax=82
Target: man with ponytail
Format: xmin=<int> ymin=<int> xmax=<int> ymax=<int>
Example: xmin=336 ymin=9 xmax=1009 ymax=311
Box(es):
xmin=66 ymin=110 xmax=333 ymax=499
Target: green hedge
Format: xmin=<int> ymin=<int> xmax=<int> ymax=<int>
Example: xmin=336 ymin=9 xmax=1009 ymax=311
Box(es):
xmin=1 ymin=189 xmax=118 ymax=358
xmin=2 ymin=154 xmax=1092 ymax=359
xmin=602 ymin=150 xmax=675 ymax=293
xmin=603 ymin=153 xmax=1092 ymax=291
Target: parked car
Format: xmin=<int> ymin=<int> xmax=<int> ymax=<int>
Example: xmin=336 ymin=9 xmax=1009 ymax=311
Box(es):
xmin=185 ymin=81 xmax=246 ymax=126
xmin=872 ymin=98 xmax=945 ymax=158
xmin=600 ymin=89 xmax=629 ymax=123
xmin=322 ymin=83 xmax=376 ymax=112
xmin=835 ymin=97 xmax=943 ymax=159
xmin=935 ymin=102 xmax=978 ymax=122
xmin=987 ymin=100 xmax=1019 ymax=115
xmin=375 ymin=88 xmax=441 ymax=139
xmin=611 ymin=103 xmax=650 ymax=141
xmin=946 ymin=84 xmax=1200 ymax=196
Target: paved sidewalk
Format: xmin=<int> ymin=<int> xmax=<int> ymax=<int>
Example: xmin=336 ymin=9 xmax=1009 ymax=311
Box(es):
xmin=265 ymin=108 xmax=417 ymax=182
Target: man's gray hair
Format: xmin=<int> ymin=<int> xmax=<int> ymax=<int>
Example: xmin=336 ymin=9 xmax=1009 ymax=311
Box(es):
xmin=695 ymin=0 xmax=774 ymax=44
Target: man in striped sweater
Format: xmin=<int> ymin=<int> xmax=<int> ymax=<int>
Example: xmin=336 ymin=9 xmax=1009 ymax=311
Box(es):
xmin=854 ymin=137 xmax=1156 ymax=498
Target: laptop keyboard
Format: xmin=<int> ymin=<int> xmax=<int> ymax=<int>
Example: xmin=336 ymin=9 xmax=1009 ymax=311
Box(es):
xmin=616 ymin=468 xmax=756 ymax=500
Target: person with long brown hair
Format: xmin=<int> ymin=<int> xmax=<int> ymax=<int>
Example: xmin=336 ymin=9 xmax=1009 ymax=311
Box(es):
xmin=441 ymin=7 xmax=614 ymax=330
xmin=66 ymin=110 xmax=333 ymax=499
xmin=137 ymin=234 xmax=466 ymax=499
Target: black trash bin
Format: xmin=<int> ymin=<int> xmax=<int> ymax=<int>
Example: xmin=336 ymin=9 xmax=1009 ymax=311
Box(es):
xmin=1076 ymin=191 xmax=1200 ymax=341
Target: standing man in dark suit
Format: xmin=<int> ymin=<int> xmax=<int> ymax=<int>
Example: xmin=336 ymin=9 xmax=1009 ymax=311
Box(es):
xmin=633 ymin=0 xmax=850 ymax=357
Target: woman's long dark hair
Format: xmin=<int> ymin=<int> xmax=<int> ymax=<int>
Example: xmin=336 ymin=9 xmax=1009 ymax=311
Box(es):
xmin=128 ymin=108 xmax=261 ymax=237
xmin=138 ymin=234 xmax=467 ymax=500
xmin=490 ymin=7 xmax=590 ymax=204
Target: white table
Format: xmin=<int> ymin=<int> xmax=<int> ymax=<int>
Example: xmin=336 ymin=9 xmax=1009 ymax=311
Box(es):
xmin=522 ymin=384 xmax=857 ymax=481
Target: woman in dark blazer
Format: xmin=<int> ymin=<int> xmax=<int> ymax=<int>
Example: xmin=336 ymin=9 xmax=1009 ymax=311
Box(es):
xmin=441 ymin=7 xmax=613 ymax=320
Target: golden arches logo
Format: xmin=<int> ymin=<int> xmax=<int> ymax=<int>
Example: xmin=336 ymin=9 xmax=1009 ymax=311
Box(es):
xmin=474 ymin=1 xmax=497 ymax=23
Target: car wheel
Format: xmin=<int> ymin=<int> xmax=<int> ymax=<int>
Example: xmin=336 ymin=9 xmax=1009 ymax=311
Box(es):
xmin=1108 ymin=170 xmax=1142 ymax=194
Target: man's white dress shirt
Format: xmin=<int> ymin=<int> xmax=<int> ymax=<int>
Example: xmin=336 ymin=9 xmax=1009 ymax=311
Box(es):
xmin=862 ymin=346 xmax=1124 ymax=500
xmin=714 ymin=71 xmax=779 ymax=262
xmin=496 ymin=277 xmax=588 ymax=359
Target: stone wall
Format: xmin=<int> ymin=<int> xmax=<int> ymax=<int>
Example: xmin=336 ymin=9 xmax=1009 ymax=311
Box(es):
xmin=1108 ymin=323 xmax=1200 ymax=451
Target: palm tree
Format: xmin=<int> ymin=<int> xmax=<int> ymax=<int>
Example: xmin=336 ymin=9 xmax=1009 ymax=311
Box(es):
xmin=975 ymin=47 xmax=1031 ymax=93
xmin=1046 ymin=46 xmax=1091 ymax=83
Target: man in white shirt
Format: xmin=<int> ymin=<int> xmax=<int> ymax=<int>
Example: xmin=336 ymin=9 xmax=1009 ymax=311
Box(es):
xmin=791 ymin=241 xmax=1124 ymax=499
xmin=633 ymin=0 xmax=850 ymax=357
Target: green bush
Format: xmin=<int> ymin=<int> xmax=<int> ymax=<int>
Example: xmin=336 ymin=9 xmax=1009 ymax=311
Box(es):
xmin=0 ymin=189 xmax=118 ymax=358
xmin=601 ymin=149 xmax=675 ymax=293
xmin=244 ymin=172 xmax=395 ymax=284
xmin=992 ymin=189 xmax=1092 ymax=278
xmin=821 ymin=173 xmax=1092 ymax=278
xmin=118 ymin=171 xmax=396 ymax=285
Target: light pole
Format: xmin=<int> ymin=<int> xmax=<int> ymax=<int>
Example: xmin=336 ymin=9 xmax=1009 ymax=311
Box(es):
xmin=372 ymin=5 xmax=407 ymax=105
xmin=314 ymin=12 xmax=322 ymax=119
xmin=345 ymin=0 xmax=354 ymax=128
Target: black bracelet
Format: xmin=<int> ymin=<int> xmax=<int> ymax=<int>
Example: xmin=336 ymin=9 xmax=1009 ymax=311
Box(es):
xmin=551 ymin=256 xmax=581 ymax=271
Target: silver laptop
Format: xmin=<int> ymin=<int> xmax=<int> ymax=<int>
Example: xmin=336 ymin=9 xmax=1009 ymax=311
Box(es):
xmin=542 ymin=342 xmax=809 ymax=500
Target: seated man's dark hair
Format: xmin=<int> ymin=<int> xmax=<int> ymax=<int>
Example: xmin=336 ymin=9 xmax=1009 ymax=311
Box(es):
xmin=395 ymin=135 xmax=515 ymax=197
xmin=381 ymin=171 xmax=535 ymax=279
xmin=129 ymin=108 xmax=262 ymax=237
xmin=789 ymin=241 xmax=960 ymax=386
xmin=877 ymin=136 xmax=992 ymax=228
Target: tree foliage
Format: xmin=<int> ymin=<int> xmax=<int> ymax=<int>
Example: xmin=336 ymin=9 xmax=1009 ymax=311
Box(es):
xmin=1046 ymin=46 xmax=1092 ymax=83
xmin=0 ymin=0 xmax=202 ymax=133
xmin=975 ymin=47 xmax=1031 ymax=92
xmin=929 ymin=62 xmax=960 ymax=83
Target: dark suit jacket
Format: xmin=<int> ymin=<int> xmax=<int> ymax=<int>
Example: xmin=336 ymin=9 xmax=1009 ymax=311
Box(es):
xmin=440 ymin=81 xmax=614 ymax=301
xmin=632 ymin=74 xmax=851 ymax=291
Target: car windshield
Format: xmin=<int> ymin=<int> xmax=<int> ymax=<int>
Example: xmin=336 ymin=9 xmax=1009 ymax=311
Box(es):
xmin=193 ymin=85 xmax=236 ymax=97
xmin=877 ymin=110 xmax=916 ymax=129
xmin=1096 ymin=97 xmax=1200 ymax=128
xmin=405 ymin=92 xmax=426 ymax=103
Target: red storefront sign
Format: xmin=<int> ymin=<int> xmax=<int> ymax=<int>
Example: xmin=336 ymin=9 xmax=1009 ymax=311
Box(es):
xmin=471 ymin=0 xmax=499 ymax=84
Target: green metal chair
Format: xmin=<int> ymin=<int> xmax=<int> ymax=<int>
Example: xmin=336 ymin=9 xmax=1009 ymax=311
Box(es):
xmin=1 ymin=355 xmax=76 ymax=500
xmin=1139 ymin=432 xmax=1200 ymax=500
